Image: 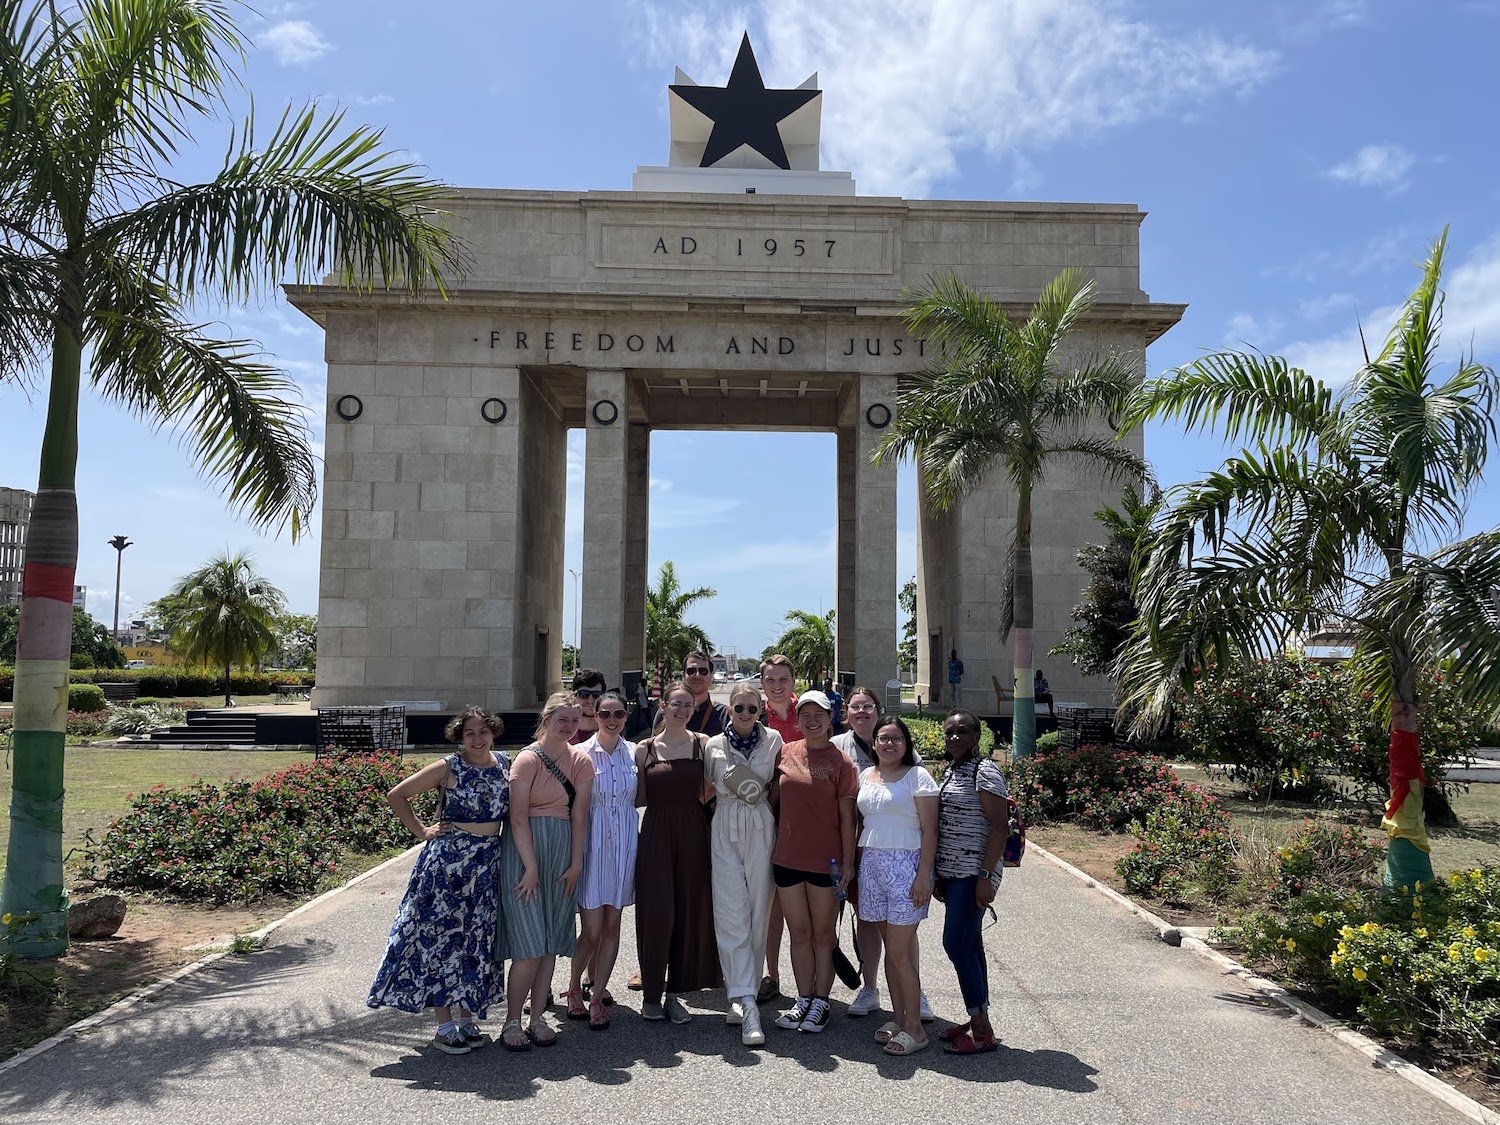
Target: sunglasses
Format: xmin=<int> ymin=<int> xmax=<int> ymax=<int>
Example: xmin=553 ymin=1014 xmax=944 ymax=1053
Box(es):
xmin=732 ymin=704 xmax=760 ymax=715
xmin=597 ymin=708 xmax=626 ymax=719
xmin=685 ymin=667 xmax=712 ymax=676
xmin=576 ymin=689 xmax=603 ymax=699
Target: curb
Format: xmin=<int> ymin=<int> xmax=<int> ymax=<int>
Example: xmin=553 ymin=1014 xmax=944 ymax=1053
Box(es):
xmin=0 ymin=845 xmax=421 ymax=1080
xmin=1029 ymin=841 xmax=1500 ymax=1125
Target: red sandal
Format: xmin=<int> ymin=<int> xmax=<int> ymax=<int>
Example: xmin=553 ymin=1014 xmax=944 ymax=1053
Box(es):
xmin=942 ymin=1030 xmax=998 ymax=1055
xmin=589 ymin=998 xmax=611 ymax=1031
xmin=564 ymin=987 xmax=588 ymax=1020
xmin=937 ymin=1023 xmax=972 ymax=1043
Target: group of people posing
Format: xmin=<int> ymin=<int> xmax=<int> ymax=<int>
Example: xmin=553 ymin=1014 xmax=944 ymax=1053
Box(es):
xmin=367 ymin=652 xmax=1012 ymax=1060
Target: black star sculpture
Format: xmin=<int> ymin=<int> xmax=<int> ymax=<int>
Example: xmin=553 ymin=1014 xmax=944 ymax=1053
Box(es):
xmin=670 ymin=33 xmax=818 ymax=170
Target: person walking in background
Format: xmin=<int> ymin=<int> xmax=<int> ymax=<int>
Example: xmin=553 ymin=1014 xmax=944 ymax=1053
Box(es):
xmin=769 ymin=690 xmax=857 ymax=1034
xmin=494 ymin=693 xmax=593 ymax=1051
xmin=934 ymin=709 xmax=1009 ymax=1056
xmin=368 ymin=707 xmax=510 ymax=1055
xmin=855 ymin=716 xmax=938 ymax=1056
xmin=705 ymin=682 xmax=784 ymax=1047
xmin=757 ymin=653 xmax=802 ymax=1003
xmin=564 ymin=690 xmax=636 ymax=1031
xmin=635 ymin=682 xmax=722 ymax=1023
xmin=947 ymin=649 xmax=964 ymax=708
xmin=833 ymin=687 xmax=935 ymax=1023
xmin=569 ymin=667 xmax=607 ymax=744
xmin=822 ymin=677 xmax=843 ymax=730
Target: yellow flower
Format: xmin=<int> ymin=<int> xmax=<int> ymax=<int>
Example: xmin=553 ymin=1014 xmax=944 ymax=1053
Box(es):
xmin=1413 ymin=896 xmax=1423 ymax=907
xmin=1400 ymin=885 xmax=1410 ymax=895
xmin=0 ymin=912 xmax=10 ymax=926
xmin=1449 ymin=944 xmax=1463 ymax=961
xmin=1352 ymin=967 xmax=1368 ymax=981
xmin=1412 ymin=911 xmax=1422 ymax=920
xmin=1279 ymin=847 xmax=1292 ymax=860
xmin=1451 ymin=873 xmax=1464 ymax=886
xmin=1330 ymin=953 xmax=1343 ymax=967
xmin=1476 ymin=948 xmax=1492 ymax=964
xmin=1381 ymin=955 xmax=1394 ymax=966
xmin=1414 ymin=880 xmax=1424 ymax=892
xmin=1416 ymin=928 xmax=1429 ymax=939
xmin=1312 ymin=914 xmax=1325 ymax=928
xmin=1285 ymin=938 xmax=1296 ymax=952
xmin=1464 ymin=926 xmax=1478 ymax=940
xmin=1489 ymin=922 xmax=1500 ymax=935
xmin=1360 ymin=921 xmax=1380 ymax=935
xmin=1340 ymin=925 xmax=1356 ymax=939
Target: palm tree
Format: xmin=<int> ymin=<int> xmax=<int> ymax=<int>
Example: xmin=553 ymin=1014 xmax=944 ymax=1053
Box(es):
xmin=171 ymin=551 xmax=287 ymax=706
xmin=1118 ymin=230 xmax=1500 ymax=889
xmin=773 ymin=609 xmax=836 ymax=687
xmin=645 ymin=561 xmax=715 ymax=692
xmin=875 ymin=270 xmax=1148 ymax=759
xmin=0 ymin=0 xmax=460 ymax=956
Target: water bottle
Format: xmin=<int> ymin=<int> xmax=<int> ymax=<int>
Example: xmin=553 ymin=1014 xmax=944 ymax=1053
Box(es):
xmin=830 ymin=858 xmax=847 ymax=901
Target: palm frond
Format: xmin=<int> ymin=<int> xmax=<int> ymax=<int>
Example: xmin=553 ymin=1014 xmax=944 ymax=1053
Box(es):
xmin=94 ymin=101 xmax=464 ymax=303
xmin=901 ymin=272 xmax=1018 ymax=365
xmin=85 ymin=260 xmax=317 ymax=538
xmin=1017 ymin=268 xmax=1094 ymax=377
xmin=0 ymin=246 xmax=57 ymax=386
xmin=1123 ymin=350 xmax=1338 ymax=447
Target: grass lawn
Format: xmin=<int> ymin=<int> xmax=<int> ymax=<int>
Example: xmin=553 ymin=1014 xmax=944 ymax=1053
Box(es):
xmin=0 ymin=748 xmax=445 ymax=876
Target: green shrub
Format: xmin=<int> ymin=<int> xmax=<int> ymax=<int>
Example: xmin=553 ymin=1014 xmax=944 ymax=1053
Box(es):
xmin=105 ymin=702 xmax=187 ymax=736
xmin=1036 ymin=731 xmax=1060 ymax=753
xmin=905 ymin=716 xmax=996 ymax=761
xmin=1009 ymin=742 xmax=1184 ymax=830
xmin=1116 ymin=787 xmax=1236 ymax=903
xmin=66 ymin=710 xmax=112 ymax=738
xmin=67 ymin=684 xmax=106 ymax=712
xmin=83 ymin=756 xmax=435 ymax=903
xmin=1175 ymin=654 xmax=1477 ymax=803
xmin=1275 ymin=819 xmax=1380 ymax=900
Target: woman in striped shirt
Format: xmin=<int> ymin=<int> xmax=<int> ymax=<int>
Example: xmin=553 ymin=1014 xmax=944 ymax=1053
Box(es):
xmin=934 ymin=709 xmax=1008 ymax=1055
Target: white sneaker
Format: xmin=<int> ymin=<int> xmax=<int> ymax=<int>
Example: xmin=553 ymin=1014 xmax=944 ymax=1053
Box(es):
xmin=848 ymin=985 xmax=881 ymax=1017
xmin=727 ymin=1000 xmax=744 ymax=1026
xmin=918 ymin=992 xmax=935 ymax=1022
xmin=741 ymin=1003 xmax=765 ymax=1046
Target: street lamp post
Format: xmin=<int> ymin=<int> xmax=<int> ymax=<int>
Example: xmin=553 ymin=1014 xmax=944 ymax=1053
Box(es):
xmin=567 ymin=568 xmax=582 ymax=663
xmin=107 ymin=535 xmax=132 ymax=639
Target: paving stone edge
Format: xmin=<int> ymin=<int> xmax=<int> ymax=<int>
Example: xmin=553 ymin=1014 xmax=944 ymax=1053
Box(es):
xmin=1029 ymin=841 xmax=1500 ymax=1125
xmin=0 ymin=844 xmax=422 ymax=1080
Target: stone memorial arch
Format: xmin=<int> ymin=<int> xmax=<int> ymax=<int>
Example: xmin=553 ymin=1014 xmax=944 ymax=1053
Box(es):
xmin=289 ymin=37 xmax=1183 ymax=713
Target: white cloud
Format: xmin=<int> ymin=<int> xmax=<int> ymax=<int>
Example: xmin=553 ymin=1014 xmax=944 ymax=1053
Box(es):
xmin=1279 ymin=234 xmax=1500 ymax=385
xmin=640 ymin=0 xmax=1275 ymax=196
xmin=1326 ymin=143 xmax=1415 ymax=190
xmin=1224 ymin=311 xmax=1279 ymax=346
xmin=262 ymin=20 xmax=332 ymax=66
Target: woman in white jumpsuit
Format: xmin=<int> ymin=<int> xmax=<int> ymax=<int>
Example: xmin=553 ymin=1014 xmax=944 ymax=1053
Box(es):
xmin=705 ymin=682 xmax=784 ymax=1047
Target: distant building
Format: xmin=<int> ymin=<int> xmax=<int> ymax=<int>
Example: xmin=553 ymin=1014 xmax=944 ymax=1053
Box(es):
xmin=121 ymin=642 xmax=180 ymax=667
xmin=0 ymin=486 xmax=34 ymax=607
xmin=73 ymin=585 xmax=87 ymax=612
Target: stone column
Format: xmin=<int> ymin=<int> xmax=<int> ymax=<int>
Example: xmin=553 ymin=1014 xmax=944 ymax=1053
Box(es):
xmin=620 ymin=419 xmax=651 ymax=683
xmin=835 ymin=427 xmax=857 ymax=676
xmin=852 ymin=374 xmax=898 ymax=690
xmin=580 ymin=369 xmax=631 ymax=687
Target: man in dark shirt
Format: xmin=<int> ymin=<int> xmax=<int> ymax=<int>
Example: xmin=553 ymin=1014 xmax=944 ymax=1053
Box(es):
xmin=681 ymin=650 xmax=727 ymax=736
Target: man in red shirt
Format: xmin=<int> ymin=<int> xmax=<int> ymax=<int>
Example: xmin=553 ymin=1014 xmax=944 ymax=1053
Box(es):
xmin=758 ymin=654 xmax=801 ymax=1001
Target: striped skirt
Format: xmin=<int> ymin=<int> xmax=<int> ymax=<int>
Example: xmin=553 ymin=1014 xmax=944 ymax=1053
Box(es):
xmin=494 ymin=816 xmax=578 ymax=962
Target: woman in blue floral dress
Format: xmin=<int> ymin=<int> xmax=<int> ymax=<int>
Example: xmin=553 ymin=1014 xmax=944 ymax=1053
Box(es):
xmin=368 ymin=706 xmax=510 ymax=1054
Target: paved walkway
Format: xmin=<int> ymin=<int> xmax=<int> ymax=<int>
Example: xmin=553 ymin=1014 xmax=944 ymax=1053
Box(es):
xmin=0 ymin=851 xmax=1469 ymax=1124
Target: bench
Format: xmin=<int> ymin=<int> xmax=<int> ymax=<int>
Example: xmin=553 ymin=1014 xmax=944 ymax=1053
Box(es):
xmin=1057 ymin=706 xmax=1120 ymax=750
xmin=98 ymin=683 xmax=138 ymax=703
xmin=273 ymin=683 xmax=308 ymax=700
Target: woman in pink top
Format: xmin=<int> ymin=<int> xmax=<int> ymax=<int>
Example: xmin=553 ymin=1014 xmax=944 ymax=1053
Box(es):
xmin=494 ymin=692 xmax=593 ymax=1050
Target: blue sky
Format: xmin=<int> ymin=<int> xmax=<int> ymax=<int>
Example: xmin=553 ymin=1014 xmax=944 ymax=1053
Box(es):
xmin=2 ymin=0 xmax=1498 ymax=659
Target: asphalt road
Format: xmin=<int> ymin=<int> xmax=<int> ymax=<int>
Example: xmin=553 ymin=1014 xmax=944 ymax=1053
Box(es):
xmin=0 ymin=849 xmax=1468 ymax=1125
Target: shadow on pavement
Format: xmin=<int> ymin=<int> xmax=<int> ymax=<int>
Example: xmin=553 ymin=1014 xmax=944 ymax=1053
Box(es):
xmin=366 ymin=996 xmax=1100 ymax=1100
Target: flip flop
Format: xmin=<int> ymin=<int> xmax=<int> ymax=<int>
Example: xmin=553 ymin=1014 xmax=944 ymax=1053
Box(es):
xmin=526 ymin=1023 xmax=558 ymax=1047
xmin=937 ymin=1024 xmax=973 ymax=1043
xmin=873 ymin=1021 xmax=900 ymax=1045
xmin=884 ymin=1030 xmax=930 ymax=1056
xmin=500 ymin=1021 xmax=530 ymax=1052
xmin=942 ymin=1030 xmax=998 ymax=1055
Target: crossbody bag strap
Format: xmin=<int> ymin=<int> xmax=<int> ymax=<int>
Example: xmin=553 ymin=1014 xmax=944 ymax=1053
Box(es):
xmin=531 ymin=747 xmax=577 ymax=812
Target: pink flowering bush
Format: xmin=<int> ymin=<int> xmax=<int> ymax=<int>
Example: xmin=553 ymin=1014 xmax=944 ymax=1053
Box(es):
xmin=1009 ymin=742 xmax=1185 ymax=830
xmin=82 ymin=756 xmax=436 ymax=903
xmin=1116 ymin=787 xmax=1236 ymax=903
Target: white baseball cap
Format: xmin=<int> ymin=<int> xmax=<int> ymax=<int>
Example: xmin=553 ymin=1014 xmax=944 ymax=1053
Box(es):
xmin=796 ymin=690 xmax=833 ymax=714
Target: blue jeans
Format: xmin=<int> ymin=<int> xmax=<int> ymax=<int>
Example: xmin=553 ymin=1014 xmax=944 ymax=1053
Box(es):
xmin=941 ymin=876 xmax=989 ymax=1015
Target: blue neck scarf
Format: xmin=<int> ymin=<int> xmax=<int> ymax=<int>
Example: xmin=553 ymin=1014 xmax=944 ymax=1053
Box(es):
xmin=726 ymin=722 xmax=762 ymax=758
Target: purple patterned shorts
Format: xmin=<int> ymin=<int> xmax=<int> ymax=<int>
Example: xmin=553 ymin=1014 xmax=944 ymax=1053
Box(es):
xmin=856 ymin=847 xmax=930 ymax=926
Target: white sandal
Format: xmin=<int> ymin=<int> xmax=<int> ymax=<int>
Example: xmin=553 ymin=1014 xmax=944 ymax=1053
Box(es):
xmin=884 ymin=1030 xmax=930 ymax=1055
xmin=874 ymin=1020 xmax=900 ymax=1045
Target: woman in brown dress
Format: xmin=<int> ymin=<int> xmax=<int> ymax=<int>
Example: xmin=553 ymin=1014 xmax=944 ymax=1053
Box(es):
xmin=634 ymin=681 xmax=722 ymax=1023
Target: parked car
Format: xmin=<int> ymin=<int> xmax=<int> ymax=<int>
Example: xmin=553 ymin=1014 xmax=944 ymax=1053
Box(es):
xmin=125 ymin=660 xmax=147 ymax=669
